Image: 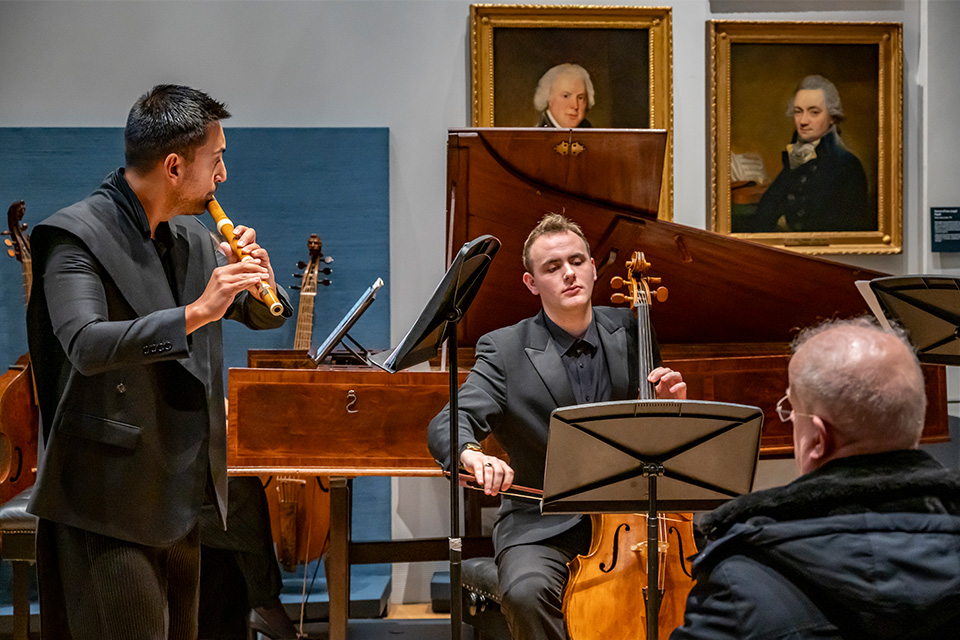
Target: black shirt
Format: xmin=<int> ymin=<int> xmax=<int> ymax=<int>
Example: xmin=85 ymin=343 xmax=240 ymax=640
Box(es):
xmin=543 ymin=312 xmax=611 ymax=405
xmin=152 ymin=221 xmax=178 ymax=305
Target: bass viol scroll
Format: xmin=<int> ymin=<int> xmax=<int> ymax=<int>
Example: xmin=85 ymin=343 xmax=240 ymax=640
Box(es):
xmin=0 ymin=200 xmax=39 ymax=504
xmin=207 ymin=198 xmax=284 ymax=316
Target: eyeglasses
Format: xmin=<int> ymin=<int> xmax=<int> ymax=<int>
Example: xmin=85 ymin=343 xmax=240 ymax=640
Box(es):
xmin=775 ymin=394 xmax=818 ymax=423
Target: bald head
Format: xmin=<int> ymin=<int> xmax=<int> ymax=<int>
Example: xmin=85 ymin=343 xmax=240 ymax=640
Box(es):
xmin=788 ymin=317 xmax=925 ymax=471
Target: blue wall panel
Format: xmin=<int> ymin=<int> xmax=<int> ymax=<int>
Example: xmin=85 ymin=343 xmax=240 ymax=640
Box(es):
xmin=0 ymin=127 xmax=391 ymax=367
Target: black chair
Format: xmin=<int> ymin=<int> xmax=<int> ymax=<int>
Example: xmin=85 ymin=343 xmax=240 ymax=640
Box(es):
xmin=0 ymin=487 xmax=38 ymax=640
xmin=458 ymin=441 xmax=511 ymax=640
xmin=462 ymin=556 xmax=510 ymax=640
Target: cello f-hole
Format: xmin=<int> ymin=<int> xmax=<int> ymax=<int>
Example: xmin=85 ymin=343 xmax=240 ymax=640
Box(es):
xmin=599 ymin=523 xmax=631 ymax=573
xmin=668 ymin=525 xmax=694 ymax=578
xmin=9 ymin=447 xmax=22 ymax=483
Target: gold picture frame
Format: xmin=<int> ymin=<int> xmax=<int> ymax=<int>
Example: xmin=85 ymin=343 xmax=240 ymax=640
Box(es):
xmin=470 ymin=4 xmax=673 ymax=220
xmin=709 ymin=20 xmax=903 ymax=254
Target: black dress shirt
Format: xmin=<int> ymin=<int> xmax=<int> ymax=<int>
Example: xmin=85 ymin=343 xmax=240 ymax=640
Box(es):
xmin=152 ymin=222 xmax=179 ymax=305
xmin=543 ymin=312 xmax=611 ymax=405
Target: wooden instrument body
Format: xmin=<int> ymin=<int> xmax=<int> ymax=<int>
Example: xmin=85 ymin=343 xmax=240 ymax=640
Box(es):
xmin=0 ymin=200 xmax=38 ymax=504
xmin=263 ymin=473 xmax=330 ymax=571
xmin=0 ymin=355 xmax=38 ymax=504
xmin=228 ymin=364 xmax=465 ymax=475
xmin=564 ymin=514 xmax=696 ymax=640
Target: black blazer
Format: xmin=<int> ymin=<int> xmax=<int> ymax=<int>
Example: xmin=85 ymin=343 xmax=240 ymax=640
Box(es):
xmin=428 ymin=306 xmax=656 ymax=555
xmin=27 ymin=169 xmax=289 ymax=546
xmin=749 ymin=129 xmax=872 ymax=233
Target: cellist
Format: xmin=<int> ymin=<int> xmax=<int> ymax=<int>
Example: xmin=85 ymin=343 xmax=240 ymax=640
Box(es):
xmin=427 ymin=213 xmax=686 ymax=640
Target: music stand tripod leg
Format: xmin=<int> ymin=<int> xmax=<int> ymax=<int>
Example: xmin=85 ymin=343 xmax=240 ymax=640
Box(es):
xmin=645 ymin=472 xmax=661 ymax=640
xmin=447 ymin=312 xmax=464 ymax=640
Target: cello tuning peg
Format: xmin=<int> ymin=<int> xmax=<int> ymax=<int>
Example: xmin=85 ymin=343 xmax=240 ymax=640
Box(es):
xmin=323 ymin=256 xmax=333 ymax=264
xmin=7 ymin=249 xmax=14 ymax=258
xmin=648 ymin=277 xmax=661 ymax=285
xmin=611 ymin=276 xmax=624 ymax=289
xmin=289 ymin=285 xmax=301 ymax=290
xmin=296 ymin=261 xmax=307 ymax=269
xmin=320 ymin=279 xmax=332 ymax=286
xmin=654 ymin=287 xmax=668 ymax=303
xmin=292 ymin=273 xmax=303 ymax=279
xmin=611 ymin=293 xmax=627 ymax=304
xmin=3 ymin=238 xmax=11 ymax=246
xmin=319 ymin=267 xmax=332 ymax=275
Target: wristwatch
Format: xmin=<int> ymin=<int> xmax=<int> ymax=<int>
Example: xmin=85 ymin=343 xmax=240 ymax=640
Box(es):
xmin=461 ymin=442 xmax=484 ymax=455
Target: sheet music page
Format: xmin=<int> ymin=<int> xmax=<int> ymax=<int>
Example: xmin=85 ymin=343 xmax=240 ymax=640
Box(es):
xmin=856 ymin=280 xmax=894 ymax=331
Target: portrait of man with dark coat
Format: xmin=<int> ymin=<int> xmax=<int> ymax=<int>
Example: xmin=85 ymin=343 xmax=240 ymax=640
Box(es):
xmin=736 ymin=74 xmax=874 ymax=233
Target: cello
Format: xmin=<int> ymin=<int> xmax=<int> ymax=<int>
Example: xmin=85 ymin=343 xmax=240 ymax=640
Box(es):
xmin=0 ymin=201 xmax=39 ymax=505
xmin=562 ymin=252 xmax=697 ymax=640
xmin=263 ymin=233 xmax=334 ymax=571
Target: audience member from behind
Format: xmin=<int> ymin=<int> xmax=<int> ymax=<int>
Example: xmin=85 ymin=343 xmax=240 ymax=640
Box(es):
xmin=672 ymin=316 xmax=960 ymax=640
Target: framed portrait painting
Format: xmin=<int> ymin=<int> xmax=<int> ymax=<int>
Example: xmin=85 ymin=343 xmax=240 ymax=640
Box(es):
xmin=470 ymin=4 xmax=673 ymax=219
xmin=709 ymin=21 xmax=903 ymax=254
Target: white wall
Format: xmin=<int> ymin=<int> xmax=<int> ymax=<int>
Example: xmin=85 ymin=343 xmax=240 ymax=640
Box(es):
xmin=2 ymin=0 xmax=939 ymax=335
xmin=927 ymin=0 xmax=960 ymax=272
xmin=3 ymin=0 xmax=957 ymax=603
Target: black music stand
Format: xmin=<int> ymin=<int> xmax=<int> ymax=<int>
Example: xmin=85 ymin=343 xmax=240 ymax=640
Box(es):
xmin=542 ymin=399 xmax=763 ymax=640
xmin=369 ymin=234 xmax=500 ymax=640
xmin=865 ymin=275 xmax=960 ymax=365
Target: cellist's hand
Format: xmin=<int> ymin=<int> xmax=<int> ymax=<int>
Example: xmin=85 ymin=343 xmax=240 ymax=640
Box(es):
xmin=461 ymin=449 xmax=514 ymax=496
xmin=650 ymin=366 xmax=687 ymax=400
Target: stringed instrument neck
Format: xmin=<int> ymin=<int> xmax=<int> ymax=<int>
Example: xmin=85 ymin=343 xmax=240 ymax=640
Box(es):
xmin=293 ymin=271 xmax=316 ymax=350
xmin=610 ymin=250 xmax=667 ymax=400
xmin=637 ymin=303 xmax=656 ymax=401
xmin=291 ymin=233 xmax=330 ymax=351
xmin=21 ymin=253 xmax=31 ymax=306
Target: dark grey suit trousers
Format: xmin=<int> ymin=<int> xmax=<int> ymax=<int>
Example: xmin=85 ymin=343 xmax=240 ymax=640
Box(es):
xmin=497 ymin=517 xmax=592 ymax=640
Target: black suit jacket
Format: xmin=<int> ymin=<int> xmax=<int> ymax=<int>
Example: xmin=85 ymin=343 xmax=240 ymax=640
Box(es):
xmin=27 ymin=169 xmax=290 ymax=546
xmin=428 ymin=307 xmax=656 ymax=555
xmin=748 ymin=129 xmax=872 ymax=233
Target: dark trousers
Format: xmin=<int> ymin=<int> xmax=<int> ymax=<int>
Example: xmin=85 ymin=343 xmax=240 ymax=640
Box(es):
xmin=198 ymin=476 xmax=284 ymax=639
xmin=37 ymin=518 xmax=201 ymax=640
xmin=497 ymin=517 xmax=592 ymax=640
